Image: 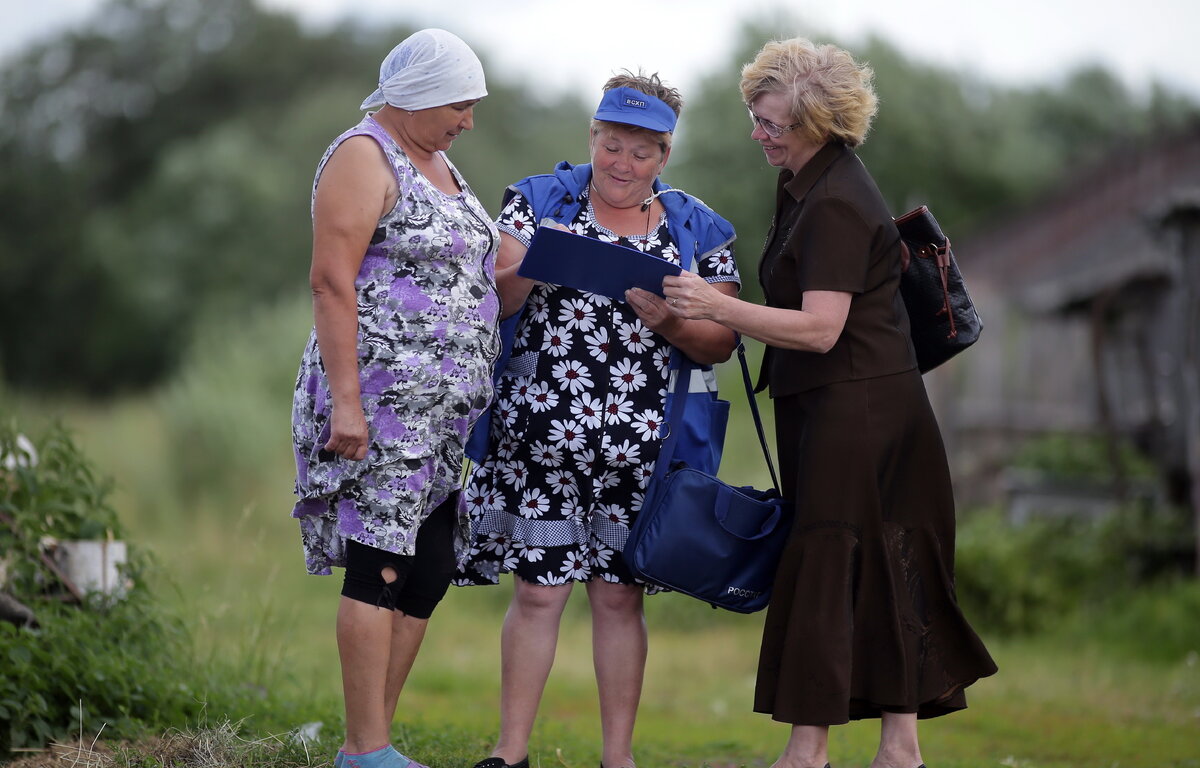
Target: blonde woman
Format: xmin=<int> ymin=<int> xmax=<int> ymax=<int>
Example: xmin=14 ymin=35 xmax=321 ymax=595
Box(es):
xmin=662 ymin=38 xmax=997 ymax=768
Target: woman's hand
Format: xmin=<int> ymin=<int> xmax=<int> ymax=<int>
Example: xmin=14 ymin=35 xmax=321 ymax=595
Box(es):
xmin=326 ymin=405 xmax=369 ymax=461
xmin=662 ymin=270 xmax=727 ymax=322
xmin=539 ymin=219 xmax=571 ymax=233
xmin=625 ymin=286 xmax=681 ymax=334
xmin=628 ymin=276 xmax=739 ymax=365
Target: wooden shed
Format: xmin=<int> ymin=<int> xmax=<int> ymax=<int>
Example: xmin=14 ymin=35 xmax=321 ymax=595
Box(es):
xmin=925 ymin=124 xmax=1200 ymax=559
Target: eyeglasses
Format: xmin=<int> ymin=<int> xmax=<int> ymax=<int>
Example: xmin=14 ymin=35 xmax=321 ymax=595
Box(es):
xmin=747 ymin=107 xmax=801 ymax=138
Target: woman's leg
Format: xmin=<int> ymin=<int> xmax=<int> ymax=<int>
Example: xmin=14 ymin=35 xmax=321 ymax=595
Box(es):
xmin=869 ymin=712 xmax=922 ymax=768
xmin=383 ymin=497 xmax=454 ymax=725
xmin=489 ymin=579 xmax=574 ymax=764
xmin=338 ymin=581 xmax=400 ymax=754
xmin=382 ymin=613 xmax=430 ymax=725
xmin=586 ymin=579 xmax=646 ymax=768
xmin=772 ymin=725 xmax=830 ymax=768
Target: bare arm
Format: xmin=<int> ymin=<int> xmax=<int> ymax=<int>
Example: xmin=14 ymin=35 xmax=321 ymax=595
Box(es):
xmin=493 ymin=232 xmax=538 ymax=319
xmin=309 ymin=136 xmax=396 ymax=460
xmin=662 ymin=271 xmax=851 ymax=353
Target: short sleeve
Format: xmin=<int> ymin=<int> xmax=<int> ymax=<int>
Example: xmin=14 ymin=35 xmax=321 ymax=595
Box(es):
xmin=696 ymin=246 xmax=741 ymax=288
xmin=496 ymin=191 xmax=538 ymax=247
xmin=792 ymin=197 xmax=871 ymax=294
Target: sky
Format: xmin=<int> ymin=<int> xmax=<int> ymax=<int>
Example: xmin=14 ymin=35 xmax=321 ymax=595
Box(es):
xmin=3 ymin=0 xmax=1198 ymax=105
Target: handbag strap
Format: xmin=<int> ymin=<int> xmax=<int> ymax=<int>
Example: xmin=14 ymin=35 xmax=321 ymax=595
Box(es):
xmin=655 ymin=341 xmax=781 ymax=495
xmin=735 ymin=342 xmax=782 ymax=493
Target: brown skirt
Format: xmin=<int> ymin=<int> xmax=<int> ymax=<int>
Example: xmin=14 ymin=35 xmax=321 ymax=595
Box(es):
xmin=754 ymin=368 xmax=997 ymax=725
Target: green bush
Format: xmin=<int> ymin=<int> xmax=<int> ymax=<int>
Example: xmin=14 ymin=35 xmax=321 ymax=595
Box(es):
xmin=955 ymin=509 xmax=1117 ymax=635
xmin=158 ymin=295 xmax=309 ymax=508
xmin=0 ymin=595 xmax=207 ymax=753
xmin=955 ymin=504 xmax=1195 ymax=642
xmin=0 ymin=422 xmax=124 ymax=598
xmin=1010 ymin=431 xmax=1158 ymax=481
xmin=0 ymin=420 xmax=306 ymax=754
xmin=1060 ymin=578 xmax=1200 ymax=664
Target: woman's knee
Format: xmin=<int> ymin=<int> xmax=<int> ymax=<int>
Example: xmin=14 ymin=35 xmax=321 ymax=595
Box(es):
xmin=342 ymin=539 xmax=409 ymax=610
xmin=511 ymin=578 xmax=573 ymax=615
xmin=586 ymin=579 xmax=643 ymax=616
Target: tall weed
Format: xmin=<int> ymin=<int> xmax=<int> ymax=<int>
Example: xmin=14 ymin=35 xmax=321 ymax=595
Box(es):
xmin=0 ymin=595 xmax=205 ymax=753
xmin=157 ymin=295 xmax=310 ymax=511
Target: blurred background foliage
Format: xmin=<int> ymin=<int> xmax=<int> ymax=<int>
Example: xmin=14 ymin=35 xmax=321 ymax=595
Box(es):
xmin=1 ymin=0 xmax=1197 ymax=395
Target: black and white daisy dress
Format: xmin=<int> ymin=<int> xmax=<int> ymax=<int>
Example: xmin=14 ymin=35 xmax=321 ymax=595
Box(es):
xmin=456 ymin=185 xmax=740 ymax=588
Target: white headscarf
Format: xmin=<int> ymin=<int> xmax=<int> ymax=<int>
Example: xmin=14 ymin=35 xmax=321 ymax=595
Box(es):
xmin=360 ymin=29 xmax=487 ymax=112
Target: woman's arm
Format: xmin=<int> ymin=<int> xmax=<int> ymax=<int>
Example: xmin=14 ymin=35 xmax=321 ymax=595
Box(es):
xmin=493 ymin=232 xmax=538 ymax=319
xmin=661 ymin=271 xmax=851 ymax=353
xmin=309 ymin=137 xmax=396 ymax=460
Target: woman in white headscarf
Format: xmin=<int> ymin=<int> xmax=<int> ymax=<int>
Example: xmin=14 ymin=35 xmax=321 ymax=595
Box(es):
xmin=289 ymin=28 xmax=500 ymax=768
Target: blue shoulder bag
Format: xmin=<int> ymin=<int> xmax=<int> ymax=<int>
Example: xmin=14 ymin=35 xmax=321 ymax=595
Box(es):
xmin=656 ymin=242 xmax=729 ymax=477
xmin=623 ymin=342 xmax=792 ymax=613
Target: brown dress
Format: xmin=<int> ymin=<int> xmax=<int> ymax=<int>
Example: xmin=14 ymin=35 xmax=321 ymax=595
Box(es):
xmin=752 ymin=142 xmax=997 ymax=726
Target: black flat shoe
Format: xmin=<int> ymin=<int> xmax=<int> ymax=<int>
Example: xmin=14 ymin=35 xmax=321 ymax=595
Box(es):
xmin=471 ymin=758 xmax=529 ymax=768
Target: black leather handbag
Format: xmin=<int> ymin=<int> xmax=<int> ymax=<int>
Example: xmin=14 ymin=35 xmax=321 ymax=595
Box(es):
xmin=894 ymin=205 xmax=983 ymax=373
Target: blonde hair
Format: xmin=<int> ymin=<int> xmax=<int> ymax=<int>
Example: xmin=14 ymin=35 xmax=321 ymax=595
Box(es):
xmin=739 ymin=38 xmax=878 ymax=147
xmin=589 ymin=69 xmax=681 ymax=154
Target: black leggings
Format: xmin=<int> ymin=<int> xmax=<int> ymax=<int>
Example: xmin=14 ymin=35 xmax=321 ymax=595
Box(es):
xmin=340 ymin=494 xmax=456 ymax=619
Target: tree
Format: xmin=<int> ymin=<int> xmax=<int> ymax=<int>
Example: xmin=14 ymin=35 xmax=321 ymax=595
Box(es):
xmin=2 ymin=3 xmax=1195 ymax=395
xmin=0 ymin=0 xmax=399 ymax=393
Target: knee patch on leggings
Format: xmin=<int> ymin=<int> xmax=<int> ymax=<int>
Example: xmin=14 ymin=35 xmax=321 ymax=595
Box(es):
xmin=340 ymin=496 xmax=457 ymax=619
xmin=341 ymin=538 xmax=407 ymax=611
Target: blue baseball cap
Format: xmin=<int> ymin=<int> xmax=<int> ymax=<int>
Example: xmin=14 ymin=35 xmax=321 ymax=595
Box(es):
xmin=592 ymin=86 xmax=677 ymax=133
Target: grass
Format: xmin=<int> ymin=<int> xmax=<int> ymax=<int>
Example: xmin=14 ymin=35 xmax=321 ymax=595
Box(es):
xmin=27 ymin=486 xmax=1196 ymax=768
xmin=6 ymin=717 xmax=330 ymax=768
xmin=4 ymin=320 xmax=1199 ymax=767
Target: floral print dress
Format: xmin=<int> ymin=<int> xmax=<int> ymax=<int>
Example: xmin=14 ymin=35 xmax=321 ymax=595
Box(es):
xmin=456 ymin=185 xmax=740 ymax=588
xmin=291 ymin=115 xmax=500 ymax=575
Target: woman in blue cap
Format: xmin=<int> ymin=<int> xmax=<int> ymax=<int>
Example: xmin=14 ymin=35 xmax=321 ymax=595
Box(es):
xmin=458 ymin=71 xmax=741 ymax=768
xmin=290 ymin=28 xmax=499 ymax=768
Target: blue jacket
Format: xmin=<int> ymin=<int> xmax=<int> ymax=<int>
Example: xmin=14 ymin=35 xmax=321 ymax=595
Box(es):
xmin=507 ymin=161 xmax=735 ymax=270
xmin=465 ymin=162 xmax=736 ymax=462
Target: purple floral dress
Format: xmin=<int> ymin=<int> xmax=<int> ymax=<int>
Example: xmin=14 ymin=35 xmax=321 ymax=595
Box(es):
xmin=456 ymin=186 xmax=740 ymax=589
xmin=291 ymin=116 xmax=500 ymax=575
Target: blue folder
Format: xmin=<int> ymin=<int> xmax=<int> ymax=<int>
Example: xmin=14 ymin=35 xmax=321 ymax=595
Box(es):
xmin=517 ymin=226 xmax=681 ymax=300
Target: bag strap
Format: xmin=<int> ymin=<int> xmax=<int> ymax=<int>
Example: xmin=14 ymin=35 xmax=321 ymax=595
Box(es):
xmin=654 ymin=340 xmax=781 ymax=495
xmin=665 ymin=244 xmax=696 ymax=373
xmin=735 ymin=342 xmax=782 ymax=492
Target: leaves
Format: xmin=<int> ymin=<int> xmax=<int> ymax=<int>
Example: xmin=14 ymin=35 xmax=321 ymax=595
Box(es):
xmin=0 ymin=422 xmax=126 ymax=599
xmin=0 ymin=597 xmax=205 ymax=752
